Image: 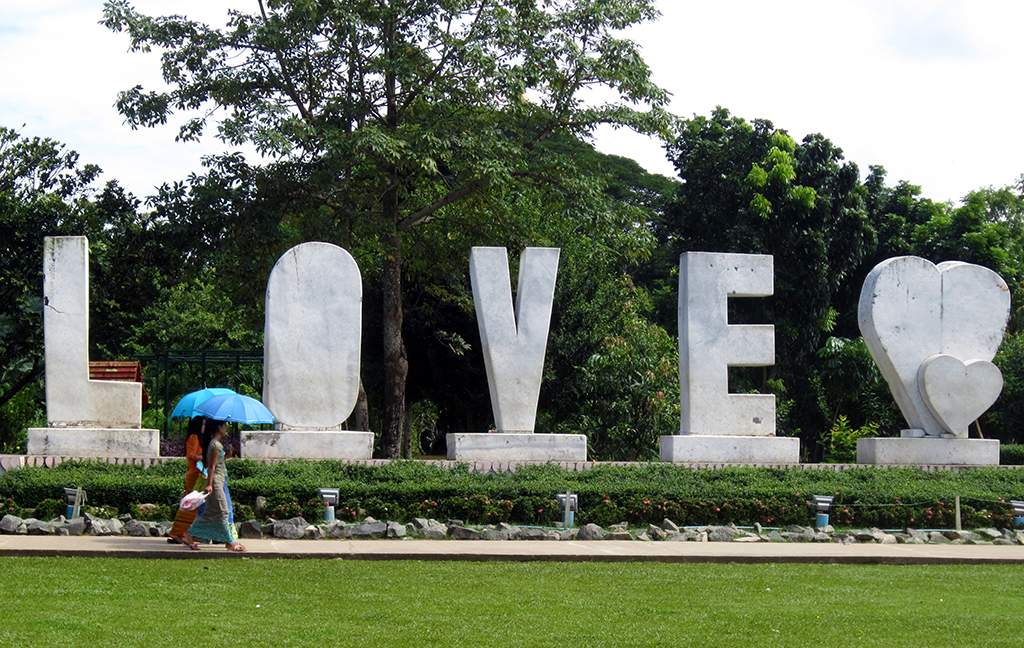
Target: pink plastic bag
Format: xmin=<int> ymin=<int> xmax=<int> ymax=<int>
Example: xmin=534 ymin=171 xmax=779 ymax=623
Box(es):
xmin=179 ymin=490 xmax=208 ymax=511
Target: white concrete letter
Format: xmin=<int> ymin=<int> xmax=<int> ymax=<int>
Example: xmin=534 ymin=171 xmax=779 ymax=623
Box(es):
xmin=263 ymin=242 xmax=362 ymax=428
xmin=678 ymin=252 xmax=775 ymax=436
xmin=42 ymin=236 xmax=141 ymax=428
xmin=470 ymin=247 xmax=559 ymax=433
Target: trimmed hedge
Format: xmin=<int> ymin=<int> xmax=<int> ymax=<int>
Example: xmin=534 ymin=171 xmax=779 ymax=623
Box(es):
xmin=2 ymin=459 xmax=1024 ymax=528
xmin=1000 ymin=445 xmax=1024 ymax=466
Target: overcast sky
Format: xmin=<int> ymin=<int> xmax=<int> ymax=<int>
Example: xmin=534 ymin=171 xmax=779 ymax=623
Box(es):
xmin=1 ymin=1 xmax=1021 ymax=204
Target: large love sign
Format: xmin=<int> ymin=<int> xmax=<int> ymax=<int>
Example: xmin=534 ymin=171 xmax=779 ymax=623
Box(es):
xmin=858 ymin=257 xmax=1010 ymax=438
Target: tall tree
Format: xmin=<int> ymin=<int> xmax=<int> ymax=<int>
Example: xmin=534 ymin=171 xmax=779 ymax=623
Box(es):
xmin=651 ymin=108 xmax=873 ymax=449
xmin=102 ymin=0 xmax=672 ymax=456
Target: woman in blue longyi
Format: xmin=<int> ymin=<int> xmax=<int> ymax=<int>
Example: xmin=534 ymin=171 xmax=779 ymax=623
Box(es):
xmin=182 ymin=419 xmax=245 ymax=552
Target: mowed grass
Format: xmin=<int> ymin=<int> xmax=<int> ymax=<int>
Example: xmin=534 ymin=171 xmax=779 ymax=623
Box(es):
xmin=2 ymin=558 xmax=1023 ymax=647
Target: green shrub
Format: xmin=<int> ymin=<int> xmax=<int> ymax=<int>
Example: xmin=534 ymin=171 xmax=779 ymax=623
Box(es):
xmin=0 ymin=496 xmax=22 ymax=517
xmin=33 ymin=498 xmax=65 ymax=521
xmin=3 ymin=459 xmax=1024 ymax=529
xmin=1001 ymin=445 xmax=1024 ymax=466
xmin=130 ymin=503 xmax=172 ymax=522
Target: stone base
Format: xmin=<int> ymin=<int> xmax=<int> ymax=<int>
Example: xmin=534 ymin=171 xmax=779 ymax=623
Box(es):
xmin=241 ymin=430 xmax=374 ymax=460
xmin=446 ymin=433 xmax=587 ymax=462
xmin=857 ymin=437 xmax=1000 ymax=465
xmin=660 ymin=435 xmax=800 ymax=463
xmin=26 ymin=427 xmax=160 ymax=457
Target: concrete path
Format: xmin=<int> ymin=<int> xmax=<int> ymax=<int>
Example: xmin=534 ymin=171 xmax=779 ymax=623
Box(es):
xmin=2 ymin=535 xmax=1024 ymax=564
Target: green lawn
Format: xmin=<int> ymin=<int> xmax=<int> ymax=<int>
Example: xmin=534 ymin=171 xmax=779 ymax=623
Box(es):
xmin=1 ymin=558 xmax=1022 ymax=646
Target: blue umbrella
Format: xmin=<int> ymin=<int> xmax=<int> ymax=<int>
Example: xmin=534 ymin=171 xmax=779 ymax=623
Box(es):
xmin=170 ymin=387 xmax=237 ymax=419
xmin=193 ymin=393 xmax=275 ymax=424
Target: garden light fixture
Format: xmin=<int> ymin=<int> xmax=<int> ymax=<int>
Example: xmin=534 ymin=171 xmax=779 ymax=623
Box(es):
xmin=556 ymin=492 xmax=578 ymax=528
xmin=319 ymin=488 xmax=339 ymax=522
xmin=811 ymin=495 xmax=834 ymax=528
xmin=63 ymin=487 xmax=86 ymax=519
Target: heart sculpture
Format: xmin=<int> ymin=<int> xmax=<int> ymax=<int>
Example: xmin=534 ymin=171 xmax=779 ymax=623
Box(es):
xmin=919 ymin=355 xmax=1004 ymax=436
xmin=858 ymin=257 xmax=1010 ymax=438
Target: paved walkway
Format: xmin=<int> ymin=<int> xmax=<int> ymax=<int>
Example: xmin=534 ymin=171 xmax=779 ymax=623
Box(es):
xmin=2 ymin=535 xmax=1024 ymax=564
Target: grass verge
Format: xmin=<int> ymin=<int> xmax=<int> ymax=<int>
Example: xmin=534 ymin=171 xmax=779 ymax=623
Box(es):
xmin=1 ymin=558 xmax=1023 ymax=646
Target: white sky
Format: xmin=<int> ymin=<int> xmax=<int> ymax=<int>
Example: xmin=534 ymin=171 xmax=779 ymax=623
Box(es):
xmin=1 ymin=0 xmax=1021 ymax=204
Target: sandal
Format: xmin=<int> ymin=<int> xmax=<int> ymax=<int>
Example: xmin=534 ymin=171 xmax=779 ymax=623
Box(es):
xmin=182 ymin=536 xmax=201 ymax=550
xmin=167 ymin=537 xmax=182 ymax=545
xmin=226 ymin=543 xmax=246 ymax=552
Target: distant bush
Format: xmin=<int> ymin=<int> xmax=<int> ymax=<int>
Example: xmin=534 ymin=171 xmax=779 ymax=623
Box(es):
xmin=33 ymin=498 xmax=65 ymax=521
xmin=1001 ymin=445 xmax=1024 ymax=466
xmin=2 ymin=459 xmax=1023 ymax=528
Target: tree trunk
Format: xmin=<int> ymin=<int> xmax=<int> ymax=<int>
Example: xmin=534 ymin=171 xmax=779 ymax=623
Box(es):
xmin=352 ymin=378 xmax=370 ymax=432
xmin=402 ymin=402 xmax=413 ymax=459
xmin=380 ymin=224 xmax=407 ymax=458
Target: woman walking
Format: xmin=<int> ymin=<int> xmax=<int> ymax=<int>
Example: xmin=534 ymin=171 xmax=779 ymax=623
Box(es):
xmin=167 ymin=416 xmax=207 ymax=543
xmin=182 ymin=419 xmax=245 ymax=551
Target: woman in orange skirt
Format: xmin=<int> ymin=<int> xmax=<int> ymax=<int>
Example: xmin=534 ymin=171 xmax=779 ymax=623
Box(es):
xmin=167 ymin=416 xmax=207 ymax=543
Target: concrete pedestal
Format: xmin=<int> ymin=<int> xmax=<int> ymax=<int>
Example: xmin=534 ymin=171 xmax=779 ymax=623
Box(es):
xmin=857 ymin=437 xmax=1000 ymax=465
xmin=446 ymin=433 xmax=587 ymax=462
xmin=240 ymin=430 xmax=374 ymax=460
xmin=660 ymin=435 xmax=800 ymax=464
xmin=27 ymin=427 xmax=160 ymax=457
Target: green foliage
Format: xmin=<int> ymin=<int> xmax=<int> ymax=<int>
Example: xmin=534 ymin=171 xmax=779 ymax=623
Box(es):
xmin=988 ymin=333 xmax=1024 ymax=443
xmin=1000 ymin=445 xmax=1024 ymax=466
xmin=819 ymin=416 xmax=879 ymax=463
xmin=4 ymin=460 xmax=1024 ymax=529
xmin=0 ymin=383 xmax=41 ymax=453
xmin=32 ymin=498 xmax=64 ymax=521
xmin=0 ymin=496 xmax=21 ymax=517
xmin=129 ymin=502 xmax=172 ymax=522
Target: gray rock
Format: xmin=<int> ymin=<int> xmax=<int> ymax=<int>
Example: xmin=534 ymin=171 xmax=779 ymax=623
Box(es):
xmin=481 ymin=528 xmax=510 ymax=541
xmin=107 ymin=519 xmax=124 ymax=535
xmin=498 ymin=523 xmax=521 ymax=540
xmin=61 ymin=517 xmax=86 ymax=536
xmin=707 ymin=525 xmax=738 ymax=542
xmin=661 ymin=518 xmax=680 ymax=533
xmin=604 ymin=531 xmax=633 ymax=541
xmin=734 ymin=535 xmax=761 ymax=543
xmin=303 ymin=525 xmax=323 ymax=540
xmin=647 ymin=524 xmax=668 ymax=541
xmin=635 ymin=528 xmax=652 ymax=541
xmin=157 ymin=521 xmax=173 ymax=537
xmin=994 ymin=538 xmax=1016 ymax=546
xmin=411 ymin=518 xmax=431 ymax=530
xmin=942 ymin=530 xmax=965 ymax=541
xmin=813 ymin=532 xmax=831 ymax=542
xmin=928 ymin=531 xmax=951 ymax=544
xmin=879 ymin=534 xmax=898 ymax=544
xmin=238 ymin=520 xmax=264 ymax=539
xmin=124 ymin=519 xmax=152 ymax=537
xmin=0 ymin=514 xmax=22 ymax=534
xmin=27 ymin=520 xmax=55 ymax=535
xmin=522 ymin=528 xmax=556 ymax=540
xmin=386 ymin=521 xmax=406 ymax=538
xmin=905 ymin=528 xmax=929 ymax=543
xmin=255 ymin=496 xmax=267 ymax=519
xmin=324 ymin=520 xmax=349 ymax=539
xmin=609 ymin=522 xmax=628 ymax=533
xmin=765 ymin=530 xmax=785 ymax=542
xmin=975 ymin=527 xmax=1002 ymax=539
xmin=444 ymin=519 xmax=464 ymax=528
xmin=558 ymin=529 xmax=577 ymax=541
xmin=273 ymin=517 xmax=310 ymax=540
xmin=349 ymin=521 xmax=387 ymax=539
xmin=576 ymin=523 xmax=606 ymax=541
xmin=57 ymin=527 xmax=69 ymax=536
xmin=419 ymin=523 xmax=448 ymax=540
xmin=753 ymin=522 xmax=763 ymax=535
